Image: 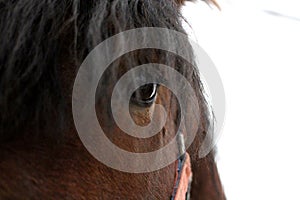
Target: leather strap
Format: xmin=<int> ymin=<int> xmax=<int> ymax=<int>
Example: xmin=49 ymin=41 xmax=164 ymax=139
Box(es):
xmin=170 ymin=153 xmax=193 ymax=200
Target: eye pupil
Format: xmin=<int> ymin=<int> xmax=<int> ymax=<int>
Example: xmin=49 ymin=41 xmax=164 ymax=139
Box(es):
xmin=131 ymin=83 xmax=158 ymax=106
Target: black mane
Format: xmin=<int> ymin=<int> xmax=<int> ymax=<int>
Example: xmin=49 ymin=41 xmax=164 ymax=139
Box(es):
xmin=0 ymin=0 xmax=212 ymax=142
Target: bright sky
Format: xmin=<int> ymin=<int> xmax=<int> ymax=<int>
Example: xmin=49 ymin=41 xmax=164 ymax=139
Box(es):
xmin=182 ymin=1 xmax=300 ymax=199
xmin=224 ymin=0 xmax=300 ymax=19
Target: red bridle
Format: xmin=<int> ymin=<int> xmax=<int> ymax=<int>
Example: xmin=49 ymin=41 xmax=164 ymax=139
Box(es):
xmin=170 ymin=133 xmax=193 ymax=200
xmin=170 ymin=153 xmax=193 ymax=200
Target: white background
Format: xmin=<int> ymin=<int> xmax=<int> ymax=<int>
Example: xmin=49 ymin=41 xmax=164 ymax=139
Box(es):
xmin=182 ymin=1 xmax=300 ymax=199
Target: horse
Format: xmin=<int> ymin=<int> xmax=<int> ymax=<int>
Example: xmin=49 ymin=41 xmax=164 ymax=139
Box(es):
xmin=0 ymin=0 xmax=225 ymax=199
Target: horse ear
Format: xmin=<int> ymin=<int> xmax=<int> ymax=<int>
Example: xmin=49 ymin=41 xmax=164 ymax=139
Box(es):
xmin=176 ymin=0 xmax=220 ymax=9
xmin=175 ymin=0 xmax=195 ymax=6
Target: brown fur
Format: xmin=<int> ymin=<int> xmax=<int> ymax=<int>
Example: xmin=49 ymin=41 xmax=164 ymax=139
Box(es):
xmin=0 ymin=0 xmax=225 ymax=199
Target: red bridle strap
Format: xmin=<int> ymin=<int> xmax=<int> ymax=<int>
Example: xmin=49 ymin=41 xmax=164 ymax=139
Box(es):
xmin=171 ymin=153 xmax=193 ymax=200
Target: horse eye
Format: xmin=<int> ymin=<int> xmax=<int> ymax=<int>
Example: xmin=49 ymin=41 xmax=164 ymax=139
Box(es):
xmin=131 ymin=83 xmax=158 ymax=106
